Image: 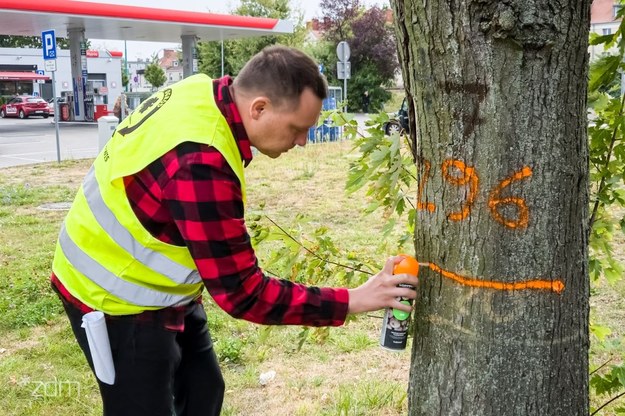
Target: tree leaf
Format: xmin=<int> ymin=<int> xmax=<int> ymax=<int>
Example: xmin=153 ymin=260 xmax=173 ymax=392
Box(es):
xmin=591 ymin=323 xmax=612 ymax=342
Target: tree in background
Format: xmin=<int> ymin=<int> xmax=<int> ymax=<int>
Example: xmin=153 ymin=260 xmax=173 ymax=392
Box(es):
xmin=316 ymin=0 xmax=399 ymax=111
xmin=0 ymin=35 xmax=77 ymax=50
xmin=197 ymin=0 xmax=398 ymax=111
xmin=197 ymin=41 xmax=235 ymax=79
xmin=315 ymin=0 xmax=360 ymax=104
xmin=318 ymin=0 xmax=360 ymax=43
xmin=389 ymin=0 xmax=591 ymax=414
xmin=198 ymin=0 xmax=307 ymax=78
xmin=121 ymin=61 xmax=129 ymax=90
xmin=144 ymin=62 xmax=166 ymax=91
xmin=348 ymin=7 xmax=398 ymax=112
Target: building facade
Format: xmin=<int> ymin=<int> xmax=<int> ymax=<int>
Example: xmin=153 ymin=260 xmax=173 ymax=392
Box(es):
xmin=589 ymin=0 xmax=622 ymax=60
xmin=124 ymin=49 xmax=185 ymax=94
xmin=158 ymin=49 xmax=184 ymax=86
xmin=0 ymin=47 xmax=123 ymax=113
xmin=126 ymin=58 xmax=151 ymax=92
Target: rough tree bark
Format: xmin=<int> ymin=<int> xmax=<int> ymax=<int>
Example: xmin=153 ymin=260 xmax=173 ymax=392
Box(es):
xmin=389 ymin=1 xmax=591 ymax=414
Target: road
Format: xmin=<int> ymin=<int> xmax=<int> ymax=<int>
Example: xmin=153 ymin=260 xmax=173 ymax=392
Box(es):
xmin=0 ymin=117 xmax=100 ymax=169
xmin=0 ymin=114 xmax=372 ymax=169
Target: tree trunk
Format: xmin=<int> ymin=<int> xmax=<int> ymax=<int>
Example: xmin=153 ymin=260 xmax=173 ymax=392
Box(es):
xmin=390 ymin=1 xmax=591 ymax=414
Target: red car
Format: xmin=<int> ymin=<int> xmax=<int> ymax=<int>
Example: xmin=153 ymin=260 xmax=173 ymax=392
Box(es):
xmin=0 ymin=95 xmax=50 ymax=119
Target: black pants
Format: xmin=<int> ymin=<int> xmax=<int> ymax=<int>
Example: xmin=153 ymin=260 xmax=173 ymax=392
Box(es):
xmin=60 ymin=299 xmax=224 ymax=416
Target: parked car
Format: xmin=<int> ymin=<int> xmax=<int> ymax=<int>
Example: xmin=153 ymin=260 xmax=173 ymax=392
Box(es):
xmin=383 ymin=97 xmax=409 ymax=135
xmin=0 ymin=95 xmax=50 ymax=119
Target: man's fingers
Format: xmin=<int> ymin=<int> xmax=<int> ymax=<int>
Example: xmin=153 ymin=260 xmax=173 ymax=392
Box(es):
xmin=382 ymin=256 xmax=399 ymax=274
xmin=392 ymin=273 xmax=419 ymax=286
xmin=391 ymin=300 xmax=413 ymax=313
xmin=392 ymin=287 xmax=417 ymax=300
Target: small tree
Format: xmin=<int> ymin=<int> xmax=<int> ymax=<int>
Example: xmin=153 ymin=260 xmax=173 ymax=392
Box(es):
xmin=144 ymin=63 xmax=166 ymax=91
xmin=121 ymin=65 xmax=129 ymax=91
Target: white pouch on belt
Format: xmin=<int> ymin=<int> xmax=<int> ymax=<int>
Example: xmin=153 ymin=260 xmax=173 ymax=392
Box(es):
xmin=81 ymin=311 xmax=116 ymax=385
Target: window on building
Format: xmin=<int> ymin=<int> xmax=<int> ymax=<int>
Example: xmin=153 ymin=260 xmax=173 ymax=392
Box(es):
xmin=0 ymin=81 xmax=33 ymax=98
xmin=603 ymin=28 xmax=613 ymax=35
xmin=615 ymin=5 xmax=623 ymax=19
xmin=173 ymin=61 xmax=179 ymax=67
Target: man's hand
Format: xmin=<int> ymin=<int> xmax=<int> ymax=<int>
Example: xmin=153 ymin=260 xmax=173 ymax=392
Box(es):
xmin=347 ymin=256 xmax=419 ymax=315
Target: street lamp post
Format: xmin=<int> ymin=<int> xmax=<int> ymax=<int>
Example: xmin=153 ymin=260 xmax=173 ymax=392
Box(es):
xmin=124 ymin=40 xmax=129 ymax=92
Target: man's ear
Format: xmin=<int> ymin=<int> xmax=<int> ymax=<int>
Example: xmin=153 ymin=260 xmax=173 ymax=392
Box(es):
xmin=250 ymin=97 xmax=270 ymax=120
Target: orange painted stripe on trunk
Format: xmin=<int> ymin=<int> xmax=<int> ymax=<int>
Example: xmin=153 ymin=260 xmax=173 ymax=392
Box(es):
xmin=425 ymin=262 xmax=565 ymax=294
xmin=0 ymin=0 xmax=280 ymax=29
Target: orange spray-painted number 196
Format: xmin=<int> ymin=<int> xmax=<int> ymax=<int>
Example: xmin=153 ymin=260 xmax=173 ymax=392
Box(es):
xmin=417 ymin=159 xmax=533 ymax=229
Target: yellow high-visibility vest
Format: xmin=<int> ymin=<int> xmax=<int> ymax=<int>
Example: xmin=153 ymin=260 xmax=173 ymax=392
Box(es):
xmin=53 ymin=74 xmax=246 ymax=315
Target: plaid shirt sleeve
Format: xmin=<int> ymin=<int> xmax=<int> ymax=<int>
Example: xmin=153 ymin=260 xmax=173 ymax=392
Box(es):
xmin=160 ymin=143 xmax=349 ymax=327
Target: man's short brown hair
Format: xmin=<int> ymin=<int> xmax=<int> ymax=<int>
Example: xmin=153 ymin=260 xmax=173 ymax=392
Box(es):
xmin=233 ymin=45 xmax=328 ymax=109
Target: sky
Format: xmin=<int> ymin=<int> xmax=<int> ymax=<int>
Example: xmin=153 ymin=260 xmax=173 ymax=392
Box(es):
xmin=89 ymin=0 xmax=390 ymax=60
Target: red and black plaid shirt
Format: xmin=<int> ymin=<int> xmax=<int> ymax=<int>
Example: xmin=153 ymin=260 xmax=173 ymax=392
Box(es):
xmin=52 ymin=76 xmax=348 ymax=329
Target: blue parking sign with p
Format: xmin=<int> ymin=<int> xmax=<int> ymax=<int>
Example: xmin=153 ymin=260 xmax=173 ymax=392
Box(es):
xmin=42 ymin=30 xmax=56 ymax=60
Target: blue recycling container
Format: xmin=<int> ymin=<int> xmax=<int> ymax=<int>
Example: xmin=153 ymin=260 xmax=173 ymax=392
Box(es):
xmin=323 ymin=97 xmax=336 ymax=110
xmin=307 ymin=95 xmax=339 ymax=143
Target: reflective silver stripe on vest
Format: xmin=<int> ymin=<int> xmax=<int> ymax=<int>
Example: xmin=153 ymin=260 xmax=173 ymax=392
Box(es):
xmin=82 ymin=167 xmax=201 ymax=285
xmin=59 ymin=226 xmax=195 ymax=307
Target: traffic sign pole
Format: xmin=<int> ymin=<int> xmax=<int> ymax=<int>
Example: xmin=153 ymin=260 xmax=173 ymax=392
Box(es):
xmin=42 ymin=29 xmax=61 ymax=163
xmin=52 ymin=70 xmax=61 ymax=163
xmin=336 ymin=41 xmax=351 ymax=113
xmin=344 ymin=71 xmax=347 ymax=113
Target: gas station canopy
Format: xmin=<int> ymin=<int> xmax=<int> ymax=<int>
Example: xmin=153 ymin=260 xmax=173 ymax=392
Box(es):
xmin=0 ymin=0 xmax=294 ymax=121
xmin=0 ymin=0 xmax=293 ymax=41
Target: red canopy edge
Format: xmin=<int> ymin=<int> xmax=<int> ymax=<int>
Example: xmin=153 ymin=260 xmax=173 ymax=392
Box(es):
xmin=0 ymin=71 xmax=51 ymax=81
xmin=0 ymin=0 xmax=281 ymax=29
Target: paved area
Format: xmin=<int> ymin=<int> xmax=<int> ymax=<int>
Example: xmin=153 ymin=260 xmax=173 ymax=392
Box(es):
xmin=0 ymin=114 xmax=373 ymax=169
xmin=0 ymin=117 xmax=100 ymax=168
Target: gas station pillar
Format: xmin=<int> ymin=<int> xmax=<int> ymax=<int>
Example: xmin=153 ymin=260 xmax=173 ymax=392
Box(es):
xmin=181 ymin=35 xmax=198 ymax=79
xmin=68 ymin=28 xmax=88 ymax=121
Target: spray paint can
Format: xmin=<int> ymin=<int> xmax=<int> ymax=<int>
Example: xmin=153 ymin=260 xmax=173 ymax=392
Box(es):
xmin=380 ymin=255 xmax=419 ymax=351
xmin=379 ymin=283 xmax=414 ymax=351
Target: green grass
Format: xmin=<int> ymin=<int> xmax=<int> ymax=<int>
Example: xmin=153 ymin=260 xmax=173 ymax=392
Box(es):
xmin=0 ymin=141 xmax=412 ymax=415
xmin=0 ymin=138 xmax=623 ymax=415
xmin=0 ymin=183 xmax=75 ymax=330
xmin=326 ymin=380 xmax=407 ymax=415
xmin=382 ymin=90 xmax=405 ymax=114
xmin=0 ymin=322 xmax=101 ymax=416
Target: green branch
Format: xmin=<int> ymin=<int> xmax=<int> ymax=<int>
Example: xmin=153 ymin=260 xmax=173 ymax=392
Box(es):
xmin=591 ymin=390 xmax=625 ymax=416
xmin=589 ymin=93 xmax=625 ymax=230
xmin=264 ymin=215 xmax=375 ymax=276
